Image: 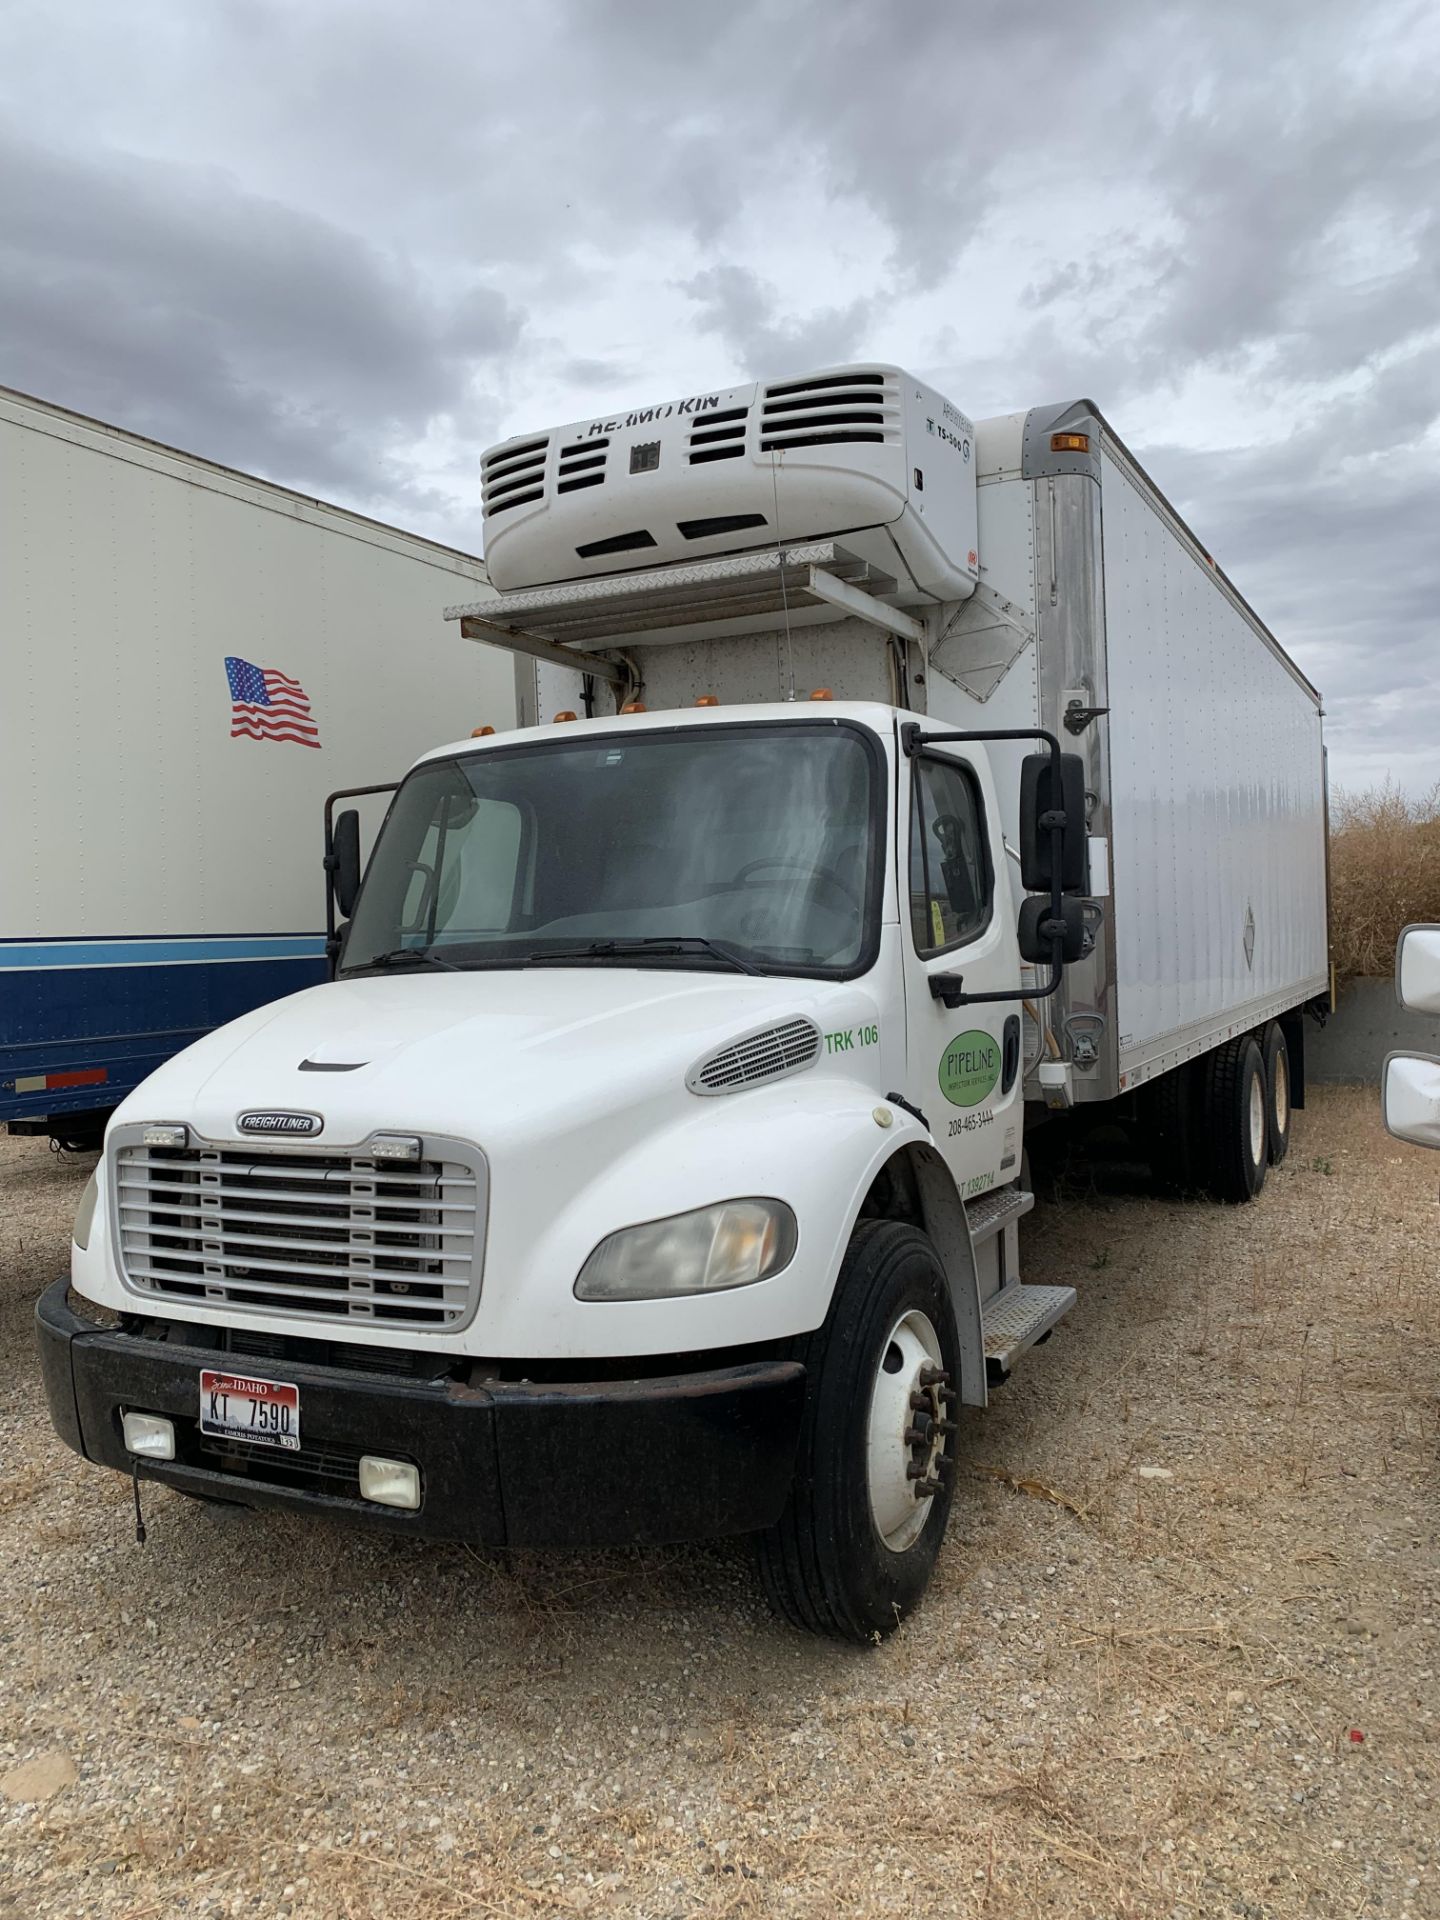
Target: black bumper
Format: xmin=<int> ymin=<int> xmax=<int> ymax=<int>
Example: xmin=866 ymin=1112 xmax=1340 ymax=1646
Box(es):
xmin=36 ymin=1280 xmax=805 ymax=1548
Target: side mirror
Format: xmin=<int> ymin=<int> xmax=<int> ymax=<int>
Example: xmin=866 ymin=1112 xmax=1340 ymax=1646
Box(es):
xmin=331 ymin=808 xmax=362 ymax=920
xmin=1019 ymin=751 xmax=1088 ymax=893
xmin=1017 ymin=895 xmax=1087 ymax=965
xmin=1381 ymin=1051 xmax=1440 ymax=1150
xmin=1397 ymin=924 xmax=1440 ymax=1016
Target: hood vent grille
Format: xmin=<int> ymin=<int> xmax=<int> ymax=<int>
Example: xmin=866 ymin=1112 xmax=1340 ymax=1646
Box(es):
xmin=687 ymin=1016 xmax=823 ymax=1096
xmin=483 ymin=437 xmax=549 ymax=517
xmin=759 ymin=370 xmax=899 ymax=453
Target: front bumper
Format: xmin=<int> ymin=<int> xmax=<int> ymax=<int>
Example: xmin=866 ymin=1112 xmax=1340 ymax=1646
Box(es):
xmin=36 ymin=1280 xmax=805 ymax=1547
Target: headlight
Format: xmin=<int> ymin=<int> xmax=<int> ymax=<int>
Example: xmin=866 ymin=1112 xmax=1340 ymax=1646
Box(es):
xmin=73 ymin=1172 xmax=100 ymax=1251
xmin=575 ymin=1199 xmax=797 ymax=1302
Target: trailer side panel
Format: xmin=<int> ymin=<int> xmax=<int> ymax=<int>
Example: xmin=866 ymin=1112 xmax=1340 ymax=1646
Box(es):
xmin=1099 ymin=446 xmax=1327 ymax=1089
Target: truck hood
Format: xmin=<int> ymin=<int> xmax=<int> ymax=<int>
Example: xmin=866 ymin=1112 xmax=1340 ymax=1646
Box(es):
xmin=113 ymin=968 xmax=874 ymax=1148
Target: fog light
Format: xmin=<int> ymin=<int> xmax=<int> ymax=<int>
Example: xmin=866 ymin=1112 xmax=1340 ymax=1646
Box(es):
xmin=122 ymin=1412 xmax=175 ymax=1460
xmin=358 ymin=1455 xmax=421 ymax=1510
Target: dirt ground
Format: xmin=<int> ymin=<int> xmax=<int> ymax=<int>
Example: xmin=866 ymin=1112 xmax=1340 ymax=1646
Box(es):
xmin=1 ymin=1085 xmax=1436 ymax=1919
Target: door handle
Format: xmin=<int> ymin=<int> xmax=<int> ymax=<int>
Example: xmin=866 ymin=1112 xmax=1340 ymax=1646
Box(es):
xmin=1001 ymin=1014 xmax=1021 ymax=1095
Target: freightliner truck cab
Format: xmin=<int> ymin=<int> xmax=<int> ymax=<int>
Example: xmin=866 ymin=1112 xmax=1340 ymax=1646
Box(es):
xmin=40 ymin=365 xmax=1099 ymax=1641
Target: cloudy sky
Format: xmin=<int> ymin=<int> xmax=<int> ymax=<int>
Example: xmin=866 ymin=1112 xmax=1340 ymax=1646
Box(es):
xmin=2 ymin=0 xmax=1436 ymax=794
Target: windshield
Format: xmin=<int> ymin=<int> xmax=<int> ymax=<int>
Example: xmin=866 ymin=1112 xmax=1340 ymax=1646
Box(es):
xmin=341 ymin=721 xmax=881 ymax=978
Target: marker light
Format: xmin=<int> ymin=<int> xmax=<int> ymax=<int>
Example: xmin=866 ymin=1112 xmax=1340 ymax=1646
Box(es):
xmin=621 ymin=702 xmax=647 ymax=713
xmin=73 ymin=1172 xmax=99 ymax=1250
xmin=122 ymin=1412 xmax=176 ymax=1461
xmin=142 ymin=1123 xmax=189 ymax=1149
xmin=696 ymin=695 xmax=719 ymax=706
xmin=1050 ymin=431 xmax=1090 ymax=453
xmin=809 ymin=688 xmax=833 ymax=701
xmin=359 ymin=1456 xmax=422 ymax=1510
xmin=470 ymin=724 xmax=496 ymax=737
xmin=575 ymin=1199 xmax=797 ymax=1301
xmin=554 ymin=710 xmax=577 ymax=723
xmin=369 ymin=1133 xmax=423 ymax=1164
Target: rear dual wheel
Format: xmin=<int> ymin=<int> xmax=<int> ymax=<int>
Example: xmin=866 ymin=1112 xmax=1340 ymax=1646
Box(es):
xmin=1202 ymin=1033 xmax=1269 ymax=1203
xmin=1261 ymin=1021 xmax=1292 ymax=1165
xmin=1146 ymin=1032 xmax=1274 ymax=1203
xmin=758 ymin=1220 xmax=960 ymax=1643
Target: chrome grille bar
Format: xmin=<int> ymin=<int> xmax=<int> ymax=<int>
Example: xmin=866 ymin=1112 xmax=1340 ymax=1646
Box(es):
xmin=111 ymin=1131 xmax=486 ymax=1330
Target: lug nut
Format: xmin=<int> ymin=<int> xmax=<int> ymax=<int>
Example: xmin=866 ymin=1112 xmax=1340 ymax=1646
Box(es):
xmin=913 ymin=1476 xmax=943 ymax=1497
xmin=918 ymin=1366 xmax=949 ymax=1388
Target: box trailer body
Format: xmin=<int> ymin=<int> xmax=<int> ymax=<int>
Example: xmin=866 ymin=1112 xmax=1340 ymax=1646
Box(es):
xmin=499 ymin=392 xmax=1328 ymax=1111
xmin=43 ymin=365 xmax=1329 ymax=1643
xmin=0 ymin=386 xmax=512 ymax=1137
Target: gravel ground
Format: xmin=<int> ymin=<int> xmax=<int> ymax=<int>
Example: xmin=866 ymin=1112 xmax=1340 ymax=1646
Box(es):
xmin=1 ymin=1085 xmax=1436 ymax=1919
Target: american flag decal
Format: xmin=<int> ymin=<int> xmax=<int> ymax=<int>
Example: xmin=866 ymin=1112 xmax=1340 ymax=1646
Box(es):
xmin=224 ymin=656 xmax=320 ymax=748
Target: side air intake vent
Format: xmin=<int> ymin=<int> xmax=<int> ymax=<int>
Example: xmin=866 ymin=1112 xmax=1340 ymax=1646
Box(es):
xmin=484 ymin=437 xmax=549 ymax=517
xmin=558 ymin=438 xmax=608 ymax=495
xmin=688 ymin=405 xmax=749 ymax=465
xmin=759 ymin=369 xmax=899 ymax=453
xmin=686 ymin=1017 xmax=823 ymax=1096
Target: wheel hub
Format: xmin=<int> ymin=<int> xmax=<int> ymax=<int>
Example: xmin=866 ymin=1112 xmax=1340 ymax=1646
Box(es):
xmin=866 ymin=1312 xmax=956 ymax=1553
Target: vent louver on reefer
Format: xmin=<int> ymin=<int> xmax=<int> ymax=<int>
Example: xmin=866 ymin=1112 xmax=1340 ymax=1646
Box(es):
xmin=687 ymin=405 xmax=750 ymax=465
xmin=483 ymin=437 xmax=549 ymax=517
xmin=759 ymin=369 xmax=900 ymax=453
xmin=686 ymin=1017 xmax=823 ymax=1095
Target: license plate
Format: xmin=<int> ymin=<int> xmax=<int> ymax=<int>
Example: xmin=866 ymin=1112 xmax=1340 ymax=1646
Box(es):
xmin=199 ymin=1369 xmax=301 ymax=1451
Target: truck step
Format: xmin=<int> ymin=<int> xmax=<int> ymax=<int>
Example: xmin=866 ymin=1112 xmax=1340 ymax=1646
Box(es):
xmin=965 ymin=1185 xmax=1034 ymax=1244
xmin=982 ymin=1282 xmax=1077 ymax=1383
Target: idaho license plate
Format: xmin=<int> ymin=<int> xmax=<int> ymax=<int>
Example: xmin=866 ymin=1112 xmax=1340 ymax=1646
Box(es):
xmin=199 ymin=1369 xmax=301 ymax=1451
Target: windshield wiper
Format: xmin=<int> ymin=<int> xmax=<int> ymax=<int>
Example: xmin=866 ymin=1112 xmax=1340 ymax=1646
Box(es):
xmin=528 ymin=936 xmax=763 ymax=976
xmin=358 ymin=947 xmax=463 ymax=972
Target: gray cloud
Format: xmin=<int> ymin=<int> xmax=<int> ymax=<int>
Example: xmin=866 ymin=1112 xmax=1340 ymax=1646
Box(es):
xmin=680 ymin=267 xmax=876 ymax=377
xmin=0 ymin=127 xmax=522 ymax=504
xmin=0 ymin=0 xmax=1433 ymax=785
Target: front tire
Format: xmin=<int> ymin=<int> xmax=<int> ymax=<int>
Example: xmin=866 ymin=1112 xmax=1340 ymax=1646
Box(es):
xmin=757 ymin=1220 xmax=960 ymax=1643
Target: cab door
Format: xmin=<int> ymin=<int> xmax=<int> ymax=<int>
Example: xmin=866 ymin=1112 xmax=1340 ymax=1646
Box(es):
xmin=900 ymin=745 xmax=1023 ymax=1200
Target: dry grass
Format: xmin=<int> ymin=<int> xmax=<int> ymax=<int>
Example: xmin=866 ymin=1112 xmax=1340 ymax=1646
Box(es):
xmin=1329 ymin=781 xmax=1440 ymax=978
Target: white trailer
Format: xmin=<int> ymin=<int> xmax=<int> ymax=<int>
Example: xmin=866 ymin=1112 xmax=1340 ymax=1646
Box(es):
xmin=0 ymin=385 xmax=512 ymax=1142
xmin=44 ymin=364 xmax=1328 ymax=1641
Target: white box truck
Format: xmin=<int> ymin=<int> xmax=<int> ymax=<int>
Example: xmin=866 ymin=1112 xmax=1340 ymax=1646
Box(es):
xmin=0 ymin=385 xmax=512 ymax=1146
xmin=41 ymin=365 xmax=1329 ymax=1641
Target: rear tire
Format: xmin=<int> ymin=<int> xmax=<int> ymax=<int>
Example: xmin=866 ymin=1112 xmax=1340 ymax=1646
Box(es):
xmin=757 ymin=1220 xmax=960 ymax=1643
xmin=1261 ymin=1022 xmax=1291 ymax=1165
xmin=1202 ymin=1034 xmax=1268 ymax=1203
xmin=1146 ymin=1060 xmax=1202 ymax=1194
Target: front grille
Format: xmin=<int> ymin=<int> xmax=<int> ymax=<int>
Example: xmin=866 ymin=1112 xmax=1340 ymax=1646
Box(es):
xmin=759 ymin=369 xmax=899 ymax=452
xmin=687 ymin=1017 xmax=823 ymax=1095
xmin=113 ymin=1137 xmax=483 ymax=1330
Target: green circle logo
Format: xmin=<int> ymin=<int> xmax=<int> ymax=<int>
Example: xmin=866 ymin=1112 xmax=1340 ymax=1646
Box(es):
xmin=938 ymin=1029 xmax=1000 ymax=1107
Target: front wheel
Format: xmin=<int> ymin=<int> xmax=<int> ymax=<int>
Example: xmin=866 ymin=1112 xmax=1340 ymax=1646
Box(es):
xmin=757 ymin=1220 xmax=960 ymax=1643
